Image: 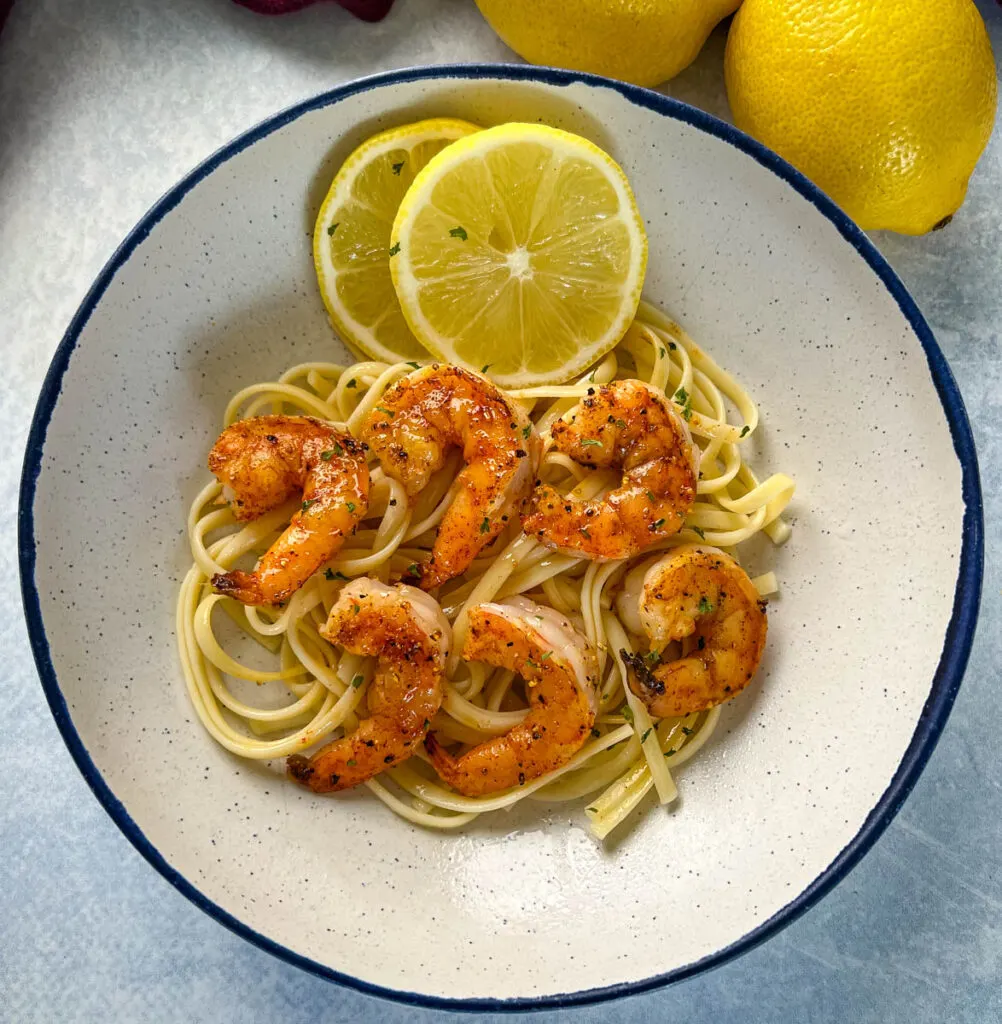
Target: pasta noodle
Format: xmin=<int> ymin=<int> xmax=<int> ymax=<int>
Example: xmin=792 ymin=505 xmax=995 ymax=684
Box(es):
xmin=176 ymin=305 xmax=794 ymax=837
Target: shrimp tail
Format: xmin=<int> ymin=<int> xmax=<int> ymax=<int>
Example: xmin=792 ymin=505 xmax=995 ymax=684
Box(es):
xmin=620 ymin=649 xmax=666 ymax=698
xmin=211 ymin=570 xmax=265 ymax=605
xmin=286 ymin=754 xmax=315 ymax=784
xmin=423 ymin=730 xmax=445 ymax=763
xmin=423 ymin=728 xmax=479 ymax=792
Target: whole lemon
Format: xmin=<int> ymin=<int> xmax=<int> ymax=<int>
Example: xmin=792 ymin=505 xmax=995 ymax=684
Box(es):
xmin=725 ymin=0 xmax=997 ymax=234
xmin=475 ymin=0 xmax=741 ymax=88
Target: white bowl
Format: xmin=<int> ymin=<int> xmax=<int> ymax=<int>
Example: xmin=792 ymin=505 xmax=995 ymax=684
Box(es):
xmin=19 ymin=66 xmax=982 ymax=1010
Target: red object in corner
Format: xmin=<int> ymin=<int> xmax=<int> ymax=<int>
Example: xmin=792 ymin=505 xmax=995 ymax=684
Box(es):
xmin=233 ymin=0 xmax=394 ymax=21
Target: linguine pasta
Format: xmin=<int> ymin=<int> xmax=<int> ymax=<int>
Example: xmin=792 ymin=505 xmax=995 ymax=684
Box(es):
xmin=177 ymin=302 xmax=795 ymax=837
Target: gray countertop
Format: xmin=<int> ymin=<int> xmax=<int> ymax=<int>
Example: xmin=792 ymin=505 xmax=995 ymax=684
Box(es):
xmin=2 ymin=1 xmax=1000 ymax=1020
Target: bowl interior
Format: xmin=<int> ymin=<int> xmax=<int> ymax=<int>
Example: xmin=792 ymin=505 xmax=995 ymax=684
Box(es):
xmin=23 ymin=70 xmax=972 ymax=1005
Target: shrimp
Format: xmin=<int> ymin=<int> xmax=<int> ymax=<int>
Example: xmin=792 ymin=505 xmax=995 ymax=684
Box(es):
xmin=360 ymin=365 xmax=541 ymax=589
xmin=425 ymin=597 xmax=598 ymax=796
xmin=287 ymin=579 xmax=451 ymax=792
xmin=209 ymin=415 xmax=369 ymax=606
xmin=523 ymin=379 xmax=698 ymax=561
xmin=621 ymin=544 xmax=767 ymax=718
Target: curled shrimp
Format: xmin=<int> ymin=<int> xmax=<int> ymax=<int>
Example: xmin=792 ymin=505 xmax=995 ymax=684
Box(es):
xmin=287 ymin=579 xmax=451 ymax=792
xmin=209 ymin=415 xmax=369 ymax=605
xmin=360 ymin=365 xmax=541 ymax=589
xmin=621 ymin=544 xmax=767 ymax=717
xmin=523 ymin=379 xmax=698 ymax=561
xmin=425 ymin=597 xmax=598 ymax=796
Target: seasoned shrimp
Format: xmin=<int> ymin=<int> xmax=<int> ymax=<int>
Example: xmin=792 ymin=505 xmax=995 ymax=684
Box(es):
xmin=287 ymin=579 xmax=451 ymax=792
xmin=523 ymin=379 xmax=698 ymax=560
xmin=425 ymin=597 xmax=598 ymax=796
xmin=209 ymin=415 xmax=369 ymax=606
xmin=622 ymin=544 xmax=767 ymax=717
xmin=360 ymin=365 xmax=541 ymax=589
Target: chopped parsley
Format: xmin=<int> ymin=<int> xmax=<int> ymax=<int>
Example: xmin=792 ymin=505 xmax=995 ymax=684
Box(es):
xmin=347 ymin=759 xmax=357 ymax=766
xmin=406 ymin=361 xmax=421 ymax=369
xmin=480 ymin=517 xmax=490 ymax=534
xmin=375 ymin=406 xmax=395 ymax=418
xmin=351 ymin=674 xmax=364 ymax=689
xmin=659 ymin=346 xmax=666 ymax=359
xmin=405 ymin=563 xmax=421 ymax=577
xmin=580 ymin=525 xmax=590 ymax=539
xmin=668 ymin=341 xmax=677 ymax=351
xmin=346 ymin=378 xmax=357 ymax=388
xmin=326 ymin=222 xmax=338 ymax=236
xmin=698 ymin=596 xmax=714 ymax=615
xmin=301 ymin=499 xmax=316 ymax=512
xmin=615 ymin=419 xmax=627 ymax=429
xmin=681 ymin=726 xmax=693 ymax=736
xmin=449 ymin=226 xmax=468 ymax=241
xmin=652 ymin=518 xmax=666 ymax=529
xmin=641 ymin=728 xmax=652 ymax=743
xmin=324 ymin=568 xmax=349 ymax=581
xmin=740 ymin=425 xmax=750 ymax=438
xmin=646 ymin=490 xmax=656 ymax=502
xmin=646 ymin=649 xmax=660 ymax=664
xmin=540 ymin=651 xmax=552 ymax=661
xmin=388 ymin=242 xmax=401 ymax=256
xmin=352 ymin=603 xmax=361 ymax=615
xmin=321 ymin=442 xmax=344 ymax=460
xmin=391 ymin=161 xmax=404 ymax=175
xmin=522 ymin=424 xmax=531 ymax=440
xmin=665 ymin=748 xmax=677 ymax=758
xmin=481 ymin=363 xmax=491 ymax=373
xmin=581 ymin=438 xmax=602 ymax=447
xmin=586 ymin=806 xmax=598 ymax=813
xmin=674 ymin=387 xmax=689 ymax=404
xmin=591 ymin=727 xmax=601 ymax=738
xmin=346 ymin=501 xmax=356 ymax=513
xmin=622 ymin=705 xmax=635 ymax=725
xmin=692 ymin=526 xmax=706 ymax=540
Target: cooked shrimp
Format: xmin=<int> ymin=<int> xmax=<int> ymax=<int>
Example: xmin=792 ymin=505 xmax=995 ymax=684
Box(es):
xmin=425 ymin=597 xmax=598 ymax=796
xmin=360 ymin=365 xmax=541 ymax=589
xmin=209 ymin=415 xmax=369 ymax=605
xmin=287 ymin=579 xmax=451 ymax=792
xmin=622 ymin=544 xmax=767 ymax=717
xmin=523 ymin=379 xmax=698 ymax=561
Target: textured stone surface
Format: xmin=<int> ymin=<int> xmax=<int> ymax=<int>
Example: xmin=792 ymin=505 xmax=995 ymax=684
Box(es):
xmin=1 ymin=1 xmax=999 ymax=1020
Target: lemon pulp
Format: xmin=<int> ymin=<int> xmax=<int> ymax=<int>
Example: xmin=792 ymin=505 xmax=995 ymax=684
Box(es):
xmin=390 ymin=123 xmax=648 ymax=387
xmin=314 ymin=118 xmax=480 ymax=363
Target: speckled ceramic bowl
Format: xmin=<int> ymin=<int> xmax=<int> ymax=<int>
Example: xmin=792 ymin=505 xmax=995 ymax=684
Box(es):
xmin=19 ymin=66 xmax=982 ymax=1010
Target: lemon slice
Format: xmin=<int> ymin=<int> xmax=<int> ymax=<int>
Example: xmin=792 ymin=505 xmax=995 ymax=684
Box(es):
xmin=314 ymin=118 xmax=480 ymax=363
xmin=389 ymin=123 xmax=648 ymax=387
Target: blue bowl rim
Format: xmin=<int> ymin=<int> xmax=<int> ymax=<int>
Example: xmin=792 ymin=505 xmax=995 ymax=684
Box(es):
xmin=17 ymin=62 xmax=984 ymax=1012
